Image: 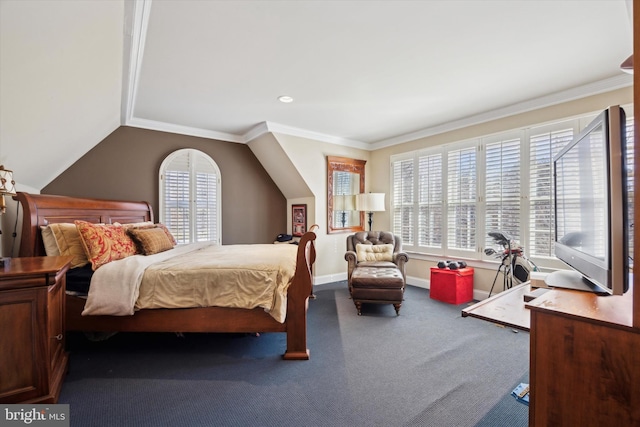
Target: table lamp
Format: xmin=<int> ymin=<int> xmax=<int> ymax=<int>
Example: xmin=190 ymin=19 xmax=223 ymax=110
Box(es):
xmin=356 ymin=193 xmax=385 ymax=231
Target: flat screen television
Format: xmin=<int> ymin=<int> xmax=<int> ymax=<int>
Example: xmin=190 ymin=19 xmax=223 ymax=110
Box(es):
xmin=546 ymin=105 xmax=629 ymax=295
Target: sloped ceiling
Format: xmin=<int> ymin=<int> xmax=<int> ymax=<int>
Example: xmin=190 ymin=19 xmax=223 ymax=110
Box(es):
xmin=0 ymin=0 xmax=634 ymax=191
xmin=0 ymin=0 xmax=124 ymax=191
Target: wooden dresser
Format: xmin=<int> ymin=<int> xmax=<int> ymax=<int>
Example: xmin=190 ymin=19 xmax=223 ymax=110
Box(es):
xmin=528 ymin=288 xmax=640 ymax=426
xmin=0 ymin=256 xmax=72 ymax=403
xmin=464 ymin=283 xmax=640 ymax=425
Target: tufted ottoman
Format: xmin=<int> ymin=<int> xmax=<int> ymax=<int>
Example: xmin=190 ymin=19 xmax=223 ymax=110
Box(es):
xmin=349 ymin=266 xmax=405 ymax=315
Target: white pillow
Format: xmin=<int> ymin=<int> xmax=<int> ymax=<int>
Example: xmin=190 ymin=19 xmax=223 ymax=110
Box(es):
xmin=356 ymin=243 xmax=394 ymax=262
xmin=40 ymin=225 xmax=61 ymax=256
xmin=40 ymin=223 xmax=91 ymax=268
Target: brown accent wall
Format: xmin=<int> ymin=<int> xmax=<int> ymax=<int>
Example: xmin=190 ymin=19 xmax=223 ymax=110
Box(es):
xmin=43 ymin=126 xmax=286 ymax=244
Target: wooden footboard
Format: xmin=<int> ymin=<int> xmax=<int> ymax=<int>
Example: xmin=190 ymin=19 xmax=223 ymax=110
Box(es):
xmin=283 ymin=228 xmax=316 ymax=359
xmin=15 ymin=192 xmax=317 ymax=360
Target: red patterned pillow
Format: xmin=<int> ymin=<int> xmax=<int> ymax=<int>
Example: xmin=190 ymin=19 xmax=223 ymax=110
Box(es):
xmin=75 ymin=220 xmax=138 ymax=270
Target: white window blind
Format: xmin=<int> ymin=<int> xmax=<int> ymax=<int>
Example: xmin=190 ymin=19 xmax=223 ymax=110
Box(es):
xmin=528 ymin=128 xmax=573 ymax=257
xmin=389 ymin=108 xmax=633 ymax=268
xmin=447 ymin=147 xmax=476 ymax=252
xmin=418 ymin=153 xmax=443 ymax=249
xmin=392 ymin=158 xmax=414 ymax=246
xmin=626 ymin=117 xmax=635 ymax=265
xmin=160 ymin=149 xmax=220 ymax=245
xmin=485 ymin=138 xmax=521 ymax=248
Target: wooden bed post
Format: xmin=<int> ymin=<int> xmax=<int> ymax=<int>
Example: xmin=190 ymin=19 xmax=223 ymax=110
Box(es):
xmin=283 ymin=228 xmax=317 ymax=360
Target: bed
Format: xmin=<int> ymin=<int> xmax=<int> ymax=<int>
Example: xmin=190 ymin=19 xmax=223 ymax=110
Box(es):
xmin=15 ymin=192 xmax=317 ymax=360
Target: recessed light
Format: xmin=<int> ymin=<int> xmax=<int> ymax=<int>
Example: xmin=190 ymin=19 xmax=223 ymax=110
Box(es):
xmin=278 ymin=95 xmax=294 ymax=103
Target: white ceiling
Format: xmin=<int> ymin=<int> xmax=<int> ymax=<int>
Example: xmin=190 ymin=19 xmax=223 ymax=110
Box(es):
xmin=125 ymin=0 xmax=634 ymax=149
xmin=0 ymin=0 xmax=634 ymax=193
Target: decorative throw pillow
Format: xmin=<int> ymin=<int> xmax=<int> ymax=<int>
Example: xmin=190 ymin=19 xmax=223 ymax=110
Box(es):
xmin=355 ymin=243 xmax=394 ymax=262
xmin=121 ymin=222 xmax=177 ymax=246
xmin=41 ymin=223 xmax=89 ymax=268
xmin=75 ymin=220 xmax=138 ymax=270
xmin=127 ymin=227 xmax=174 ymax=255
xmin=155 ymin=223 xmax=178 ymax=246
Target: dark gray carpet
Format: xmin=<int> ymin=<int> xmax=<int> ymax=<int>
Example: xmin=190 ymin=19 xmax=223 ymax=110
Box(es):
xmin=60 ymin=282 xmax=529 ymax=426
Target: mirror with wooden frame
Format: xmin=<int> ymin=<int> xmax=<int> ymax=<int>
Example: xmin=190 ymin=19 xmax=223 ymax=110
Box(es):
xmin=327 ymin=156 xmax=365 ymax=234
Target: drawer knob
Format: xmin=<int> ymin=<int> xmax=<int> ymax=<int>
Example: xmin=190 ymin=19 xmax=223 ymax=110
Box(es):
xmin=55 ymin=334 xmax=63 ymax=341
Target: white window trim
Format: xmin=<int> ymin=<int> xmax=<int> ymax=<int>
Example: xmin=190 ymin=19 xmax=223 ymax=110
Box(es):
xmin=159 ymin=148 xmax=222 ymax=244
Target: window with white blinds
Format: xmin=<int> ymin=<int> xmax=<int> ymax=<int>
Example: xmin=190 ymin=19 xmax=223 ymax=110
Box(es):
xmin=159 ymin=149 xmax=220 ymax=245
xmin=447 ymin=147 xmax=476 ymax=254
xmin=392 ymin=158 xmax=415 ymax=246
xmin=418 ymin=153 xmax=443 ymax=249
xmin=485 ymin=138 xmax=521 ymax=249
xmin=390 ymin=107 xmax=635 ymax=267
xmin=626 ymin=118 xmax=635 ymax=266
xmin=528 ymin=128 xmax=574 ymax=257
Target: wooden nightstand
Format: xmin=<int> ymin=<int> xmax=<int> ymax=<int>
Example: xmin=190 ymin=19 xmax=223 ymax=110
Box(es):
xmin=0 ymin=256 xmax=72 ymax=403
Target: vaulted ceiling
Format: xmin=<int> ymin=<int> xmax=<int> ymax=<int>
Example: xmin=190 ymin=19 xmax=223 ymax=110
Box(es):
xmin=126 ymin=0 xmax=633 ymax=148
xmin=0 ymin=0 xmax=634 ymax=191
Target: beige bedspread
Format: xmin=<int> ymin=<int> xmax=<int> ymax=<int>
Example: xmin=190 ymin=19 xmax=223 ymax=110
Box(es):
xmin=82 ymin=242 xmax=298 ymax=322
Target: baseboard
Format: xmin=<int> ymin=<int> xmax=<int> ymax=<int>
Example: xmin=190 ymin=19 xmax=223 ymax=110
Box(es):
xmin=317 ymin=273 xmax=491 ymax=302
xmin=473 ymin=289 xmax=491 ymax=301
xmin=316 ymin=274 xmax=430 ymax=288
xmin=408 ymin=275 xmax=491 ymax=302
xmin=407 ymin=275 xmax=429 ymax=289
xmin=314 ymin=272 xmax=347 ymax=285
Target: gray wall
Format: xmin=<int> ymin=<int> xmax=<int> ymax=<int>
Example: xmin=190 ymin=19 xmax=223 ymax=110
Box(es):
xmin=43 ymin=126 xmax=286 ymax=244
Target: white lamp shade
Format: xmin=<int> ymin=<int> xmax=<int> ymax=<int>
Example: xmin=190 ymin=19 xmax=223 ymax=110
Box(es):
xmin=356 ymin=193 xmax=385 ymax=212
xmin=334 ymin=194 xmax=356 ymax=211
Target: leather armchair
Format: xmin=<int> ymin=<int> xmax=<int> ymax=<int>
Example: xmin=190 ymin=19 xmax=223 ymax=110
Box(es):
xmin=345 ymin=231 xmax=409 ymax=288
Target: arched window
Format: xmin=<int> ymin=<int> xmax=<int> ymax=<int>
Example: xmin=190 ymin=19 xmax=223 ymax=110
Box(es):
xmin=159 ymin=149 xmax=221 ymax=244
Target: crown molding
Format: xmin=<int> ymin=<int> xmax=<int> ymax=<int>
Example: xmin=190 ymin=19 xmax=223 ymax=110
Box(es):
xmin=122 ymin=0 xmax=152 ymax=125
xmin=370 ymin=74 xmax=633 ymax=150
xmin=242 ymin=122 xmax=270 ymax=143
xmin=127 ymin=117 xmax=245 ymax=143
xmin=244 ymin=121 xmax=369 ymax=149
xmin=126 ymin=72 xmax=631 ymax=149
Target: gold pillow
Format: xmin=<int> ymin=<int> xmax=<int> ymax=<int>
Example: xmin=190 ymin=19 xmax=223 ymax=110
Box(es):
xmin=155 ymin=223 xmax=177 ymax=246
xmin=355 ymin=243 xmax=394 ymax=262
xmin=121 ymin=222 xmax=177 ymax=246
xmin=127 ymin=227 xmax=174 ymax=255
xmin=42 ymin=223 xmax=89 ymax=268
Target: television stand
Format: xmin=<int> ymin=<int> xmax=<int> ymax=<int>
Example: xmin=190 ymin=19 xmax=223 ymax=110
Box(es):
xmin=544 ymin=269 xmax=610 ymax=295
xmin=527 ymin=287 xmax=639 ymax=425
xmin=463 ymin=283 xmax=640 ymax=425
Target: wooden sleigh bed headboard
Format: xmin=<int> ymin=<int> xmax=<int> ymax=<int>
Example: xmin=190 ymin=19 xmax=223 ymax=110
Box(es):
xmin=15 ymin=192 xmax=153 ymax=257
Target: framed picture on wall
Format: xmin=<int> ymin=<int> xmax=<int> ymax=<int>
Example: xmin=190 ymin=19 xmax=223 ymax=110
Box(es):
xmin=292 ymin=204 xmax=307 ymax=237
